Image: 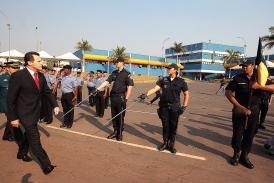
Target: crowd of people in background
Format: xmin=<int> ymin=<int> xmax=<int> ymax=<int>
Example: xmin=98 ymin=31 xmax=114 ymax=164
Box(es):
xmin=0 ymin=52 xmax=274 ymax=175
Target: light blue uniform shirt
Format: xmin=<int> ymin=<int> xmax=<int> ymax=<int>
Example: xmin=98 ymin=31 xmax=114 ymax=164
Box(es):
xmin=61 ymin=75 xmax=77 ymax=93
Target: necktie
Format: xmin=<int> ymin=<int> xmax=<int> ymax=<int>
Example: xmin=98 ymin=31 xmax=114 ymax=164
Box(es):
xmin=34 ymin=72 xmax=40 ymax=90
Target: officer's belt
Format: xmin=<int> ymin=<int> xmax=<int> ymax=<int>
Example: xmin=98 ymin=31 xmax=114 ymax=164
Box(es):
xmin=159 ymin=102 xmax=180 ymax=107
xmin=62 ymin=92 xmax=73 ymax=95
xmin=110 ymin=92 xmax=125 ymax=97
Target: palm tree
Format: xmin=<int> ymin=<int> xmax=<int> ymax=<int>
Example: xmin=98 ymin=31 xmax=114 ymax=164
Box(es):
xmin=108 ymin=46 xmax=129 ymax=61
xmin=75 ymin=39 xmax=92 ymax=72
xmin=222 ymin=50 xmax=241 ymax=78
xmin=170 ymin=42 xmax=187 ymax=64
xmin=262 ymin=26 xmax=274 ymax=50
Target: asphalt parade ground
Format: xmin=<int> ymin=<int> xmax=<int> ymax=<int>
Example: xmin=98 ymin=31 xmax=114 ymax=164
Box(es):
xmin=0 ymin=80 xmax=273 ymax=183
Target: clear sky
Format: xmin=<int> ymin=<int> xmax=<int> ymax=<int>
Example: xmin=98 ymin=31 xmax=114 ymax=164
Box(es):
xmin=0 ymin=0 xmax=274 ymax=57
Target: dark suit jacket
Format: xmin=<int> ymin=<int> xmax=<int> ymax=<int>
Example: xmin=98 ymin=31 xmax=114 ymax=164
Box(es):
xmin=7 ymin=68 xmax=58 ymax=127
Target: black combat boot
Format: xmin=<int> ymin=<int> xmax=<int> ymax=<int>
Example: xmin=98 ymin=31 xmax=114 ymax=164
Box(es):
xmin=116 ymin=129 xmax=123 ymax=141
xmin=158 ymin=139 xmax=168 ymax=151
xmin=107 ymin=130 xmax=118 ymax=139
xmin=239 ymin=151 xmax=254 ymax=169
xmin=168 ymin=137 xmax=177 ymax=154
xmin=230 ymin=150 xmax=240 ymax=166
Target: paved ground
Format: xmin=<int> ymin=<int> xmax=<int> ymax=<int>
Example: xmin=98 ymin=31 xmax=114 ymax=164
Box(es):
xmin=0 ymin=80 xmax=273 ymax=183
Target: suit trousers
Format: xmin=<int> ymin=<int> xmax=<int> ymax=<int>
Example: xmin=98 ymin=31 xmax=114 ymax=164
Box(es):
xmin=21 ymin=124 xmax=51 ymax=169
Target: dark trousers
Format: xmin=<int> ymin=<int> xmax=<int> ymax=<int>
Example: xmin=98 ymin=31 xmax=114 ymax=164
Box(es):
xmin=104 ymin=88 xmax=109 ymax=109
xmin=3 ymin=113 xmax=14 ymax=139
xmin=17 ymin=124 xmax=51 ymax=169
xmin=3 ymin=120 xmax=14 ymax=140
xmin=87 ymin=87 xmax=95 ymax=106
xmin=231 ymin=105 xmax=259 ymax=153
xmin=110 ymin=96 xmax=126 ymax=133
xmin=259 ymin=101 xmax=269 ymax=125
xmin=77 ymin=86 xmax=83 ymax=103
xmin=158 ymin=106 xmax=180 ymax=142
xmin=95 ymin=91 xmax=105 ymax=116
xmin=61 ymin=92 xmax=74 ymax=126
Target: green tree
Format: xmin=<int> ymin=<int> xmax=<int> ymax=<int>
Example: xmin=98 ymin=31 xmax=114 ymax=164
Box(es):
xmin=262 ymin=26 xmax=274 ymax=50
xmin=108 ymin=46 xmax=129 ymax=61
xmin=75 ymin=39 xmax=92 ymax=72
xmin=170 ymin=42 xmax=187 ymax=64
xmin=222 ymin=49 xmax=241 ymax=69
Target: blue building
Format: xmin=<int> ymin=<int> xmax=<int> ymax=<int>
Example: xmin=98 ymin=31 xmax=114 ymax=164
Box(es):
xmin=74 ymin=49 xmax=178 ymax=76
xmin=165 ymin=42 xmax=244 ymax=80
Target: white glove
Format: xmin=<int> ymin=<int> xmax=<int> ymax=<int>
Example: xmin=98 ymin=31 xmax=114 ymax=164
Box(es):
xmin=54 ymin=107 xmax=60 ymax=115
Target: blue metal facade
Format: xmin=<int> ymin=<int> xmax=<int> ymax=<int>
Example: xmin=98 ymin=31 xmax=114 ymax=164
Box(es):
xmin=74 ymin=49 xmax=172 ymax=76
xmin=165 ymin=42 xmax=244 ymax=79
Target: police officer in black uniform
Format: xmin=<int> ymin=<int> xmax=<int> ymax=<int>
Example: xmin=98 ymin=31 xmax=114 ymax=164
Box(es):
xmin=140 ymin=63 xmax=189 ymax=153
xmin=97 ymin=57 xmax=134 ymax=141
xmin=225 ymin=59 xmax=261 ymax=169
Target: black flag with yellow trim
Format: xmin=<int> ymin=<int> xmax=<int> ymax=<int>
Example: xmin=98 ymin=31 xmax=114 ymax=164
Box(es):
xmin=255 ymin=37 xmax=269 ymax=86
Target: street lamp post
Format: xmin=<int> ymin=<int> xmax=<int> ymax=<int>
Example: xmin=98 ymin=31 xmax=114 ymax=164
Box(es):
xmin=162 ymin=37 xmax=170 ymax=59
xmin=236 ymin=36 xmax=247 ymax=60
xmin=7 ymin=23 xmax=11 ymax=61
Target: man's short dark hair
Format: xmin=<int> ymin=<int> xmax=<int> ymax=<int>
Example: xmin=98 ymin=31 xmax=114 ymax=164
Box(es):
xmin=24 ymin=51 xmax=40 ymax=66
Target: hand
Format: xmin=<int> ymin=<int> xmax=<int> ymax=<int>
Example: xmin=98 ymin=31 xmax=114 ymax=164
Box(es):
xmin=54 ymin=107 xmax=60 ymax=115
xmin=250 ymin=81 xmax=260 ymax=89
xmin=11 ymin=119 xmax=20 ymax=128
xmin=179 ymin=106 xmax=187 ymax=115
xmin=138 ymin=93 xmax=146 ymax=100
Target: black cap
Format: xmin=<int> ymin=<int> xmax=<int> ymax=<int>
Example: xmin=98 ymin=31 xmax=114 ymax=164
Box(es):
xmin=239 ymin=60 xmax=255 ymax=66
xmin=63 ymin=65 xmax=72 ymax=70
xmin=113 ymin=57 xmax=125 ymax=63
xmin=166 ymin=63 xmax=179 ymax=70
xmin=5 ymin=61 xmax=20 ymax=68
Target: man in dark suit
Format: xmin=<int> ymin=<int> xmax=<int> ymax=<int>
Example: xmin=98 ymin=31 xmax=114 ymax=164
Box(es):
xmin=7 ymin=51 xmax=60 ymax=175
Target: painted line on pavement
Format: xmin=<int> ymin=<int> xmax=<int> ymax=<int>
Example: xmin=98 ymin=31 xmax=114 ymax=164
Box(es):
xmin=46 ymin=125 xmax=206 ymax=161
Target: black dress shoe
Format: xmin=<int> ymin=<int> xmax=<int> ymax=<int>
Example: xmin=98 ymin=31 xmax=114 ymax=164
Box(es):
xmin=3 ymin=136 xmax=15 ymax=142
xmin=230 ymin=152 xmax=240 ymax=166
xmin=60 ymin=124 xmax=67 ymax=128
xmin=239 ymin=157 xmax=254 ymax=169
xmin=43 ymin=165 xmax=56 ymax=175
xmin=116 ymin=135 xmax=123 ymax=141
xmin=17 ymin=154 xmax=32 ymax=162
xmin=169 ymin=147 xmax=177 ymax=154
xmin=158 ymin=142 xmax=168 ymax=151
xmin=107 ymin=131 xmax=117 ymax=139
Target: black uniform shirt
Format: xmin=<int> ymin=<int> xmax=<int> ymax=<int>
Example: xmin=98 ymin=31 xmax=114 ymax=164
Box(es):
xmin=107 ymin=68 xmax=134 ymax=94
xmin=157 ymin=76 xmax=188 ymax=104
xmin=226 ymin=73 xmax=260 ymax=107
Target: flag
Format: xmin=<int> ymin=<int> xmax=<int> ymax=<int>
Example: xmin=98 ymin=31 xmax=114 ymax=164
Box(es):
xmin=255 ymin=37 xmax=269 ymax=86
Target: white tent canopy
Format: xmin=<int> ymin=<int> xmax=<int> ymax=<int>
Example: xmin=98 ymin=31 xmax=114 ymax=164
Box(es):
xmin=0 ymin=49 xmax=24 ymax=58
xmin=38 ymin=50 xmax=54 ymax=59
xmin=56 ymin=52 xmax=80 ymax=60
